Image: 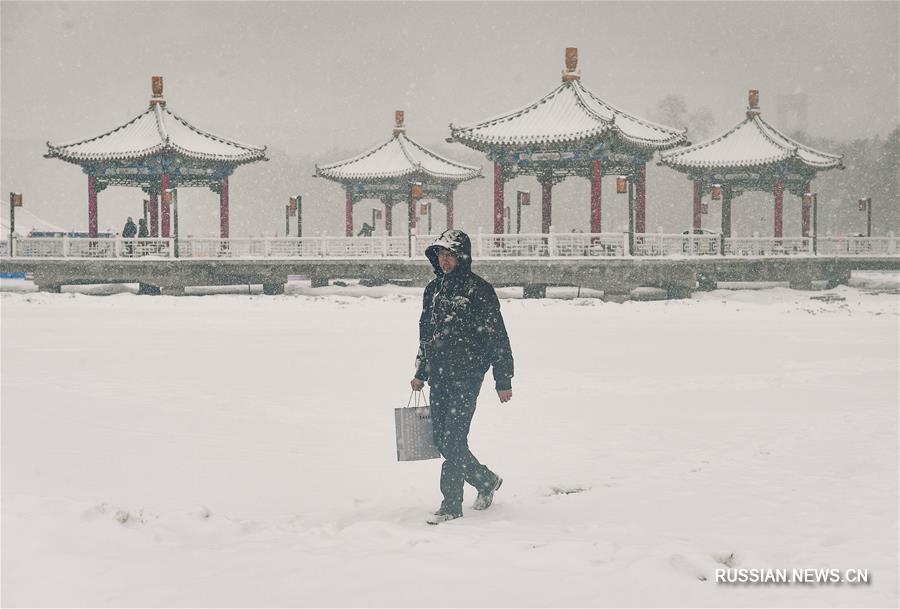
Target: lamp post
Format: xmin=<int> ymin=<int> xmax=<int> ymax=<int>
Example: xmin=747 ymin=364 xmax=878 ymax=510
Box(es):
xmin=8 ymin=192 xmax=22 ymax=257
xmin=858 ymin=197 xmax=872 ymax=237
xmin=288 ymin=197 xmax=298 ymax=237
xmin=516 ymin=189 xmax=530 ymax=234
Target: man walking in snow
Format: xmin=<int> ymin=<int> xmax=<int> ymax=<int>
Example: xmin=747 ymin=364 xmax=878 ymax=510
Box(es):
xmin=410 ymin=229 xmax=514 ymax=525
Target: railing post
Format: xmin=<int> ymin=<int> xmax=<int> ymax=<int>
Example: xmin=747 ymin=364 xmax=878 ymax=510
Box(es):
xmin=62 ymin=235 xmax=69 ymax=258
xmin=689 ymin=233 xmax=695 ymax=257
xmin=623 ymin=232 xmax=630 ymax=257
xmin=168 ymin=238 xmax=175 ymax=258
xmin=719 ymin=235 xmax=726 ymax=256
xmin=477 ymin=227 xmax=484 ymax=258
xmin=382 ymin=234 xmax=388 ymax=257
xmin=115 ymin=236 xmax=122 ymax=258
xmin=548 ymin=225 xmax=557 ymax=257
xmin=265 ymin=237 xmax=272 ymax=257
xmin=410 ymin=234 xmax=417 ymax=259
xmin=889 ymin=231 xmax=897 ymax=255
xmin=321 ymin=231 xmax=327 ymax=257
xmin=808 ymin=236 xmax=814 ymax=255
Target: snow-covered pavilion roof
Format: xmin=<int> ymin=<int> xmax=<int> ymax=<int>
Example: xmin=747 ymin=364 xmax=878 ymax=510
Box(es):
xmin=449 ymin=70 xmax=687 ymax=151
xmin=46 ymin=93 xmax=267 ymax=166
xmin=660 ymin=107 xmax=842 ymax=172
xmin=316 ymin=122 xmax=480 ymax=183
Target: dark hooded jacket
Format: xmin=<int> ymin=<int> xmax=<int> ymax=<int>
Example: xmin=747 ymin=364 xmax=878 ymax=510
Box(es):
xmin=122 ymin=218 xmax=137 ymax=238
xmin=414 ymin=230 xmax=514 ymax=390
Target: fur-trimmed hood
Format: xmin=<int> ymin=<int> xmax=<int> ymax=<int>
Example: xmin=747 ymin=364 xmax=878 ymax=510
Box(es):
xmin=425 ymin=229 xmax=473 ymax=276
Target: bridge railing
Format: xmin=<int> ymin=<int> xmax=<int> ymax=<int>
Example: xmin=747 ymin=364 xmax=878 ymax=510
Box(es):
xmin=723 ymin=237 xmax=813 ymax=257
xmin=8 ymin=237 xmax=174 ymax=258
xmin=634 ymin=233 xmax=721 ymax=257
xmin=817 ymin=236 xmax=897 ymax=256
xmin=474 ymin=232 xmax=628 ymax=257
xmin=2 ymin=234 xmax=898 ymax=259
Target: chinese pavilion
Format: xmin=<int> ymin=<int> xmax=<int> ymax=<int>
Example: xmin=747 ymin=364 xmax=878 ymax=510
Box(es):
xmin=46 ymin=77 xmax=267 ymax=238
xmin=448 ymin=48 xmax=687 ymax=234
xmin=315 ymin=111 xmax=481 ymax=236
xmin=660 ymin=90 xmax=842 ymax=237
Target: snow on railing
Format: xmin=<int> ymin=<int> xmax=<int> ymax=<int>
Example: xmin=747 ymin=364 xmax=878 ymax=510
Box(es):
xmin=4 ymin=234 xmax=898 ymax=259
xmin=474 ymin=231 xmax=628 ymax=257
xmin=723 ymin=237 xmax=812 ymax=257
xmin=817 ymin=236 xmax=898 ymax=256
xmin=633 ymin=233 xmax=721 ymax=257
xmin=11 ymin=237 xmax=174 ymax=258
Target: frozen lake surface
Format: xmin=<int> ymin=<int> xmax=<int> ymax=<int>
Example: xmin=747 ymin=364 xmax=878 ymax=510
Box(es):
xmin=1 ymin=276 xmax=898 ymax=607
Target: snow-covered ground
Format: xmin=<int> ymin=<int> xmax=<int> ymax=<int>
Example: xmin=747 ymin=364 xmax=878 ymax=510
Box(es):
xmin=1 ymin=274 xmax=898 ymax=607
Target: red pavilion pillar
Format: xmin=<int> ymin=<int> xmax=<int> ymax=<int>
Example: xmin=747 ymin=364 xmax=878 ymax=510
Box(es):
xmin=493 ymin=162 xmax=505 ymax=234
xmin=160 ymin=172 xmax=171 ymax=238
xmin=87 ymin=175 xmax=98 ymax=238
xmin=635 ymin=163 xmax=646 ymax=234
xmin=774 ymin=178 xmax=784 ymax=238
xmin=446 ymin=190 xmax=455 ymax=230
xmin=590 ymin=160 xmax=602 ymax=233
xmin=149 ymin=191 xmax=159 ymax=237
xmin=801 ymin=180 xmax=812 ymax=238
xmin=692 ymin=180 xmax=703 ymax=230
xmin=541 ymin=176 xmax=553 ymax=234
xmin=219 ymin=176 xmax=230 ymax=238
xmin=345 ymin=189 xmax=354 ymax=237
xmin=721 ymin=185 xmax=733 ymax=238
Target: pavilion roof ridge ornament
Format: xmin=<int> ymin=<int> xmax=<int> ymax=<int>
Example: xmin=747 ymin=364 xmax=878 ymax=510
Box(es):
xmin=659 ymin=89 xmax=842 ymax=171
xmin=561 ymin=47 xmax=581 ymax=82
xmin=393 ymin=110 xmax=406 ymax=138
xmin=149 ymin=75 xmax=166 ymax=107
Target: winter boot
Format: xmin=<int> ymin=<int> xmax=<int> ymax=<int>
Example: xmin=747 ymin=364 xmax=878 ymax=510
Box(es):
xmin=472 ymin=476 xmax=503 ymax=511
xmin=426 ymin=507 xmax=462 ymax=525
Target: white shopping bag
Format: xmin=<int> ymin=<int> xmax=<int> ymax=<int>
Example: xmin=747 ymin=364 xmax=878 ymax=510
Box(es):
xmin=395 ymin=391 xmax=441 ymax=461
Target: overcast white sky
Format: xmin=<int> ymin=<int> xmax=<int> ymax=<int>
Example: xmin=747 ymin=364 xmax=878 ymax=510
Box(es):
xmin=2 ymin=1 xmax=898 ymax=237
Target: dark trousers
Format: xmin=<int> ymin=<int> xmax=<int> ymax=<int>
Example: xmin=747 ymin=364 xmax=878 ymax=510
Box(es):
xmin=430 ymin=378 xmax=497 ymax=513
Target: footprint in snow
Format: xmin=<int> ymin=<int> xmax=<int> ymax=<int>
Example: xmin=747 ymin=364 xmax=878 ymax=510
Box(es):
xmin=669 ymin=554 xmax=708 ymax=581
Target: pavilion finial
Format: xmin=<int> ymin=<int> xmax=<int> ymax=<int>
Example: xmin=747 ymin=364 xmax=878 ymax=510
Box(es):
xmin=150 ymin=76 xmax=166 ymax=107
xmin=747 ymin=89 xmax=760 ymax=118
xmin=562 ymin=47 xmax=580 ymax=82
xmin=393 ymin=110 xmax=406 ymax=137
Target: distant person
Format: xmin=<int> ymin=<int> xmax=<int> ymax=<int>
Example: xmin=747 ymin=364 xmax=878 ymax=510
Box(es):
xmin=410 ymin=229 xmax=514 ymax=525
xmin=137 ymin=218 xmax=149 ymax=256
xmin=357 ymin=222 xmax=374 ymax=237
xmin=122 ymin=217 xmax=137 ymax=256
